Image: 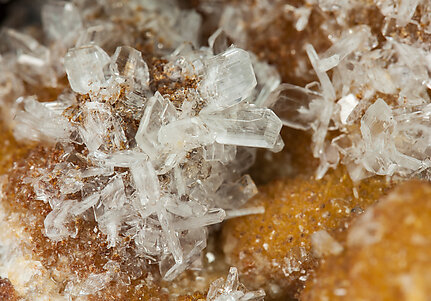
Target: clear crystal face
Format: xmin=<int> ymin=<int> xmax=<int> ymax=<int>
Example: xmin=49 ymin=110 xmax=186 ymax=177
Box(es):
xmin=207 ymin=267 xmax=266 ymax=300
xmin=64 ymin=45 xmax=111 ymax=94
xmin=2 ymin=0 xmax=431 ymax=299
xmin=2 ymin=0 xmax=284 ymax=289
xmin=199 ymin=47 xmax=258 ymax=110
xmin=205 ymin=104 xmax=283 ymax=149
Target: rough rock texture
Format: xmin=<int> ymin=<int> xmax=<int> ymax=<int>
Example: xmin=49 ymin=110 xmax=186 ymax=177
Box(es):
xmin=300 ymin=181 xmax=431 ymax=301
xmin=1 ymin=0 xmax=431 ymax=300
xmin=0 ymin=117 xmax=32 ymax=175
xmin=0 ymin=278 xmax=18 ymax=301
xmin=222 ymin=168 xmax=392 ymax=299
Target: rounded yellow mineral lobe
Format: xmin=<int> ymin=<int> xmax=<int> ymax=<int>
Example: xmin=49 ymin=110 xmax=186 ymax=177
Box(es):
xmin=300 ymin=181 xmax=431 ymax=301
xmin=222 ymin=167 xmax=392 ymax=299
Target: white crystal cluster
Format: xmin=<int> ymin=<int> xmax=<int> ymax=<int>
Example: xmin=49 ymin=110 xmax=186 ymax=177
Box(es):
xmin=210 ymin=0 xmax=431 ymax=182
xmin=207 ymin=267 xmax=265 ymax=301
xmin=267 ymin=2 xmax=431 ymax=181
xmin=0 ymin=0 xmax=283 ymax=284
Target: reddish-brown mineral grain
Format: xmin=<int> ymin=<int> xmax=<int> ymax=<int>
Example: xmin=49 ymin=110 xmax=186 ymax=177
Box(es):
xmin=0 ymin=278 xmax=18 ymax=301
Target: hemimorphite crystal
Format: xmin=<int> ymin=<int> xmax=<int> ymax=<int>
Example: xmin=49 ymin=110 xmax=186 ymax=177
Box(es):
xmin=203 ymin=142 xmax=237 ymax=164
xmin=207 ymin=267 xmax=265 ymax=300
xmin=135 ymin=92 xmax=177 ymax=159
xmin=5 ymin=0 xmax=285 ymax=285
xmin=110 ymin=46 xmax=149 ymax=89
xmin=14 ymin=97 xmax=71 ymax=142
xmin=205 ymin=103 xmax=282 ymax=148
xmin=42 ymin=1 xmax=82 ymax=46
xmin=64 ymin=45 xmax=111 ymax=94
xmin=199 ymin=47 xmax=257 ymax=110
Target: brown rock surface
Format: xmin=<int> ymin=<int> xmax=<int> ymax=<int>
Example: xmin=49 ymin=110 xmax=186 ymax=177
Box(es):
xmin=222 ymin=167 xmax=392 ymax=299
xmin=0 ymin=278 xmax=18 ymax=301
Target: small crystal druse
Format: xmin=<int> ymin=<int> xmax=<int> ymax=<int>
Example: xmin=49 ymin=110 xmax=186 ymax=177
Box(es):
xmin=1 ymin=0 xmax=431 ymax=300
xmin=0 ymin=0 xmax=281 ymax=298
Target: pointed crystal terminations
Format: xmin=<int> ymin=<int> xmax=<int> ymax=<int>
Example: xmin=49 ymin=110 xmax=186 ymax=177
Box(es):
xmin=6 ymin=0 xmax=285 ymax=284
xmin=207 ymin=267 xmax=266 ymax=300
xmin=204 ymin=103 xmax=283 ymax=149
xmin=199 ymin=47 xmax=257 ymax=109
xmin=135 ymin=92 xmax=177 ymax=160
xmin=64 ymin=45 xmax=111 ymax=94
xmin=110 ymin=46 xmax=150 ymax=89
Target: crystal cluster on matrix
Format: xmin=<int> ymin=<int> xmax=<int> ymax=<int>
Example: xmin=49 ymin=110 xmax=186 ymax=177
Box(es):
xmin=207 ymin=267 xmax=265 ymax=301
xmin=276 ymin=0 xmax=431 ymax=182
xmin=0 ymin=0 xmax=282 ymax=298
xmin=208 ymin=0 xmax=431 ymax=182
xmin=221 ymin=168 xmax=392 ymax=299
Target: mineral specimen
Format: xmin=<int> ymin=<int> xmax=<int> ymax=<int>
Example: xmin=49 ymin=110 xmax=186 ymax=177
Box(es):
xmin=207 ymin=267 xmax=265 ymax=301
xmin=1 ymin=0 xmax=431 ymax=300
xmin=222 ymin=168 xmax=392 ymax=299
xmin=300 ymin=181 xmax=431 ymax=301
xmin=0 ymin=0 xmax=282 ymax=298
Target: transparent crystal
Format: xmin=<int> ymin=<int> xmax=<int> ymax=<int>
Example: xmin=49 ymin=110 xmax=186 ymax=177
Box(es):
xmin=173 ymin=208 xmax=226 ymax=230
xmin=0 ymin=28 xmax=56 ymax=86
xmin=225 ymin=206 xmax=265 ymax=219
xmin=337 ymin=94 xmax=358 ymax=124
xmin=110 ymin=46 xmax=149 ymax=89
xmin=97 ymin=150 xmax=146 ymax=168
xmin=135 ymin=92 xmax=177 ymax=159
xmin=71 ymin=193 xmax=100 ymax=216
xmin=250 ymin=53 xmax=281 ymax=107
xmin=42 ymin=1 xmax=83 ymax=46
xmin=130 ymin=161 xmax=160 ymax=206
xmin=319 ymin=26 xmax=373 ymax=72
xmin=230 ymin=148 xmax=257 ymax=175
xmin=65 ymin=271 xmax=113 ymax=296
xmin=75 ymin=24 xmax=119 ymax=48
xmin=160 ymin=229 xmax=206 ymax=281
xmin=207 ymin=267 xmax=265 ymax=301
xmin=270 ymin=135 xmax=285 ymax=153
xmin=200 ymin=47 xmax=257 ymax=110
xmin=215 ymin=175 xmax=258 ymax=209
xmin=205 ymin=104 xmax=282 ymax=149
xmin=59 ymin=168 xmax=83 ymax=195
xmin=305 ymin=43 xmax=336 ymax=101
xmin=208 ymin=28 xmax=230 ymax=55
xmin=13 ymin=97 xmax=71 ymax=143
xmin=289 ymin=5 xmax=312 ymax=31
xmin=203 ymin=143 xmax=237 ymax=164
xmin=78 ymin=102 xmax=127 ymax=152
xmin=269 ymin=83 xmax=322 ymax=130
xmin=44 ymin=201 xmax=76 ymax=241
xmin=0 ymin=28 xmax=50 ymax=64
xmin=64 ymin=45 xmax=111 ymax=94
xmin=158 ymin=117 xmax=214 ymax=153
xmin=157 ymin=206 xmax=183 ymax=264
